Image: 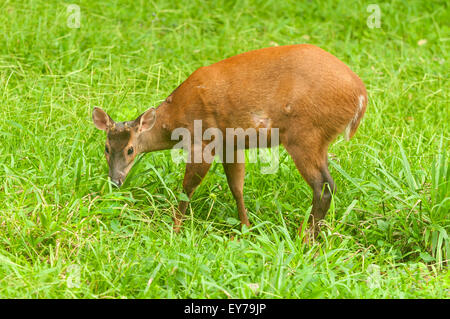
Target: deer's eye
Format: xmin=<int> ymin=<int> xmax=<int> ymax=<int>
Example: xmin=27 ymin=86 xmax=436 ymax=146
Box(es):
xmin=127 ymin=147 xmax=134 ymax=155
xmin=105 ymin=146 xmax=109 ymax=154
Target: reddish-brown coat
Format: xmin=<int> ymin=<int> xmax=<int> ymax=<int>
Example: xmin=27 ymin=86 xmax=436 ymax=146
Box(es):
xmin=94 ymin=44 xmax=367 ymax=237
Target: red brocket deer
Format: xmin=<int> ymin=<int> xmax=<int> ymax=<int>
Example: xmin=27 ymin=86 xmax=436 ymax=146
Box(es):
xmin=92 ymin=44 xmax=367 ymax=237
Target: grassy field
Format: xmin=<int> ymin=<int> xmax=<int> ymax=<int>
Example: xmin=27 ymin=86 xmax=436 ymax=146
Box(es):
xmin=0 ymin=0 xmax=448 ymax=298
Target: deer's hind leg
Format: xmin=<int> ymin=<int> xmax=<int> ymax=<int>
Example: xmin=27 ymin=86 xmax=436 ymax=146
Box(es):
xmin=281 ymin=132 xmax=336 ymax=238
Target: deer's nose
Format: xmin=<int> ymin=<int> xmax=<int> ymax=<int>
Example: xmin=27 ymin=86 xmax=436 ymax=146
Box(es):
xmin=110 ymin=177 xmax=123 ymax=188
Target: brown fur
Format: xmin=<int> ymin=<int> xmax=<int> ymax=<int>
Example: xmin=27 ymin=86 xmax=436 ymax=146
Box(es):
xmin=93 ymin=44 xmax=367 ymax=237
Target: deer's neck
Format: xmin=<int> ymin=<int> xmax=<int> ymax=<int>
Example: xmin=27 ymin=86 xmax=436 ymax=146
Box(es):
xmin=138 ymin=102 xmax=177 ymax=153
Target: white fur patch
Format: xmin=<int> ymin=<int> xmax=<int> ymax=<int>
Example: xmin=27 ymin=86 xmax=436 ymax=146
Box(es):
xmin=345 ymin=95 xmax=364 ymax=140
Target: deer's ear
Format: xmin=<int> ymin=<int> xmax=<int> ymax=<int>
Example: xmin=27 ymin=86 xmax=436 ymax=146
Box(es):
xmin=136 ymin=108 xmax=156 ymax=133
xmin=92 ymin=107 xmax=114 ymax=131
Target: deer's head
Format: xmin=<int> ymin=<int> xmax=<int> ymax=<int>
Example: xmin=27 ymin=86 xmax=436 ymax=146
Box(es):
xmin=92 ymin=107 xmax=156 ymax=187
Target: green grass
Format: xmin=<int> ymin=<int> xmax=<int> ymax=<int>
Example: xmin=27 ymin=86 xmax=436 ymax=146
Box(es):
xmin=0 ymin=0 xmax=449 ymax=298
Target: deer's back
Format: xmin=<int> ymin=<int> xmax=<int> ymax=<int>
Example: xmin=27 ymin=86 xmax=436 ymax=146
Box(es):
xmin=168 ymin=44 xmax=367 ymax=138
